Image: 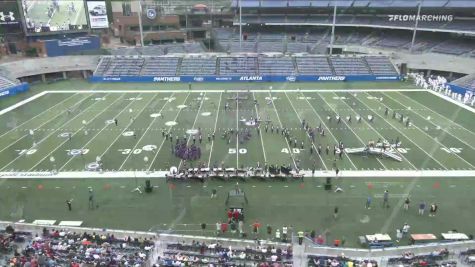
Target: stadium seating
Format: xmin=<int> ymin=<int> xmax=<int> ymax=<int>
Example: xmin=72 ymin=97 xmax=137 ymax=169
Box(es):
xmin=258 ymin=57 xmax=296 ymax=75
xmin=330 ymin=57 xmax=372 ymax=75
xmin=295 ymin=57 xmax=334 ymax=76
xmin=140 ymin=57 xmax=180 ymax=76
xmin=95 ymin=56 xmax=145 ymax=76
xmin=431 ymin=40 xmax=475 ymax=56
xmin=451 ymin=74 xmax=475 ymax=90
xmin=0 ymin=76 xmax=17 ymax=90
xmin=308 ymin=255 xmax=379 ymax=267
xmin=218 ymin=57 xmax=258 ymax=75
xmin=364 ymin=56 xmax=399 ymax=75
xmin=180 ymin=57 xmax=217 ymax=75
xmin=159 ymin=241 xmax=293 ymax=266
xmin=3 ymin=228 xmax=154 ymax=266
xmin=94 ymin=55 xmax=399 ymax=78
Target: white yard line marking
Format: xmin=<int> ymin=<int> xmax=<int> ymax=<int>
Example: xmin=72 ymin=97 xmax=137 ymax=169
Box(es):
xmin=27 ymin=94 xmax=121 ymax=171
xmin=118 ymin=93 xmax=175 ymax=171
xmin=0 ymin=91 xmax=47 ymax=116
xmin=0 ymin=94 xmax=91 ymax=154
xmin=426 ymin=89 xmax=475 ymax=114
xmin=297 ymin=92 xmax=357 ymax=169
xmin=319 ymin=93 xmax=389 ymax=170
xmin=268 ymin=92 xmax=297 ymax=169
xmin=236 ymin=92 xmax=239 ymax=169
xmin=1 ymin=93 xmax=111 ymax=171
xmin=147 ymin=92 xmax=192 ymax=171
xmin=362 ymin=92 xmax=473 ymax=169
xmin=359 ymin=92 xmax=448 ymax=169
xmin=385 ymin=92 xmax=475 ymax=151
xmin=60 ymin=94 xmax=135 ymax=171
xmin=178 ymin=92 xmax=206 ymax=170
xmin=283 ymin=91 xmax=328 ymax=170
xmin=98 ymin=94 xmax=158 ymax=160
xmin=252 ymin=92 xmax=267 ymax=163
xmin=0 ymin=93 xmax=77 ymax=139
xmin=396 ymin=91 xmax=475 ymax=140
xmin=207 ymin=92 xmax=223 ymax=168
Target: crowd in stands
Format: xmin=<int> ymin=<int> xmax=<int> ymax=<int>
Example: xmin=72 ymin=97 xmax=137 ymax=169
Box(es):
xmin=387 ymin=248 xmax=452 ymax=266
xmin=4 ymin=226 xmax=154 ymax=266
xmin=158 ymin=241 xmax=292 ymax=267
xmin=308 ymin=255 xmax=378 ymax=267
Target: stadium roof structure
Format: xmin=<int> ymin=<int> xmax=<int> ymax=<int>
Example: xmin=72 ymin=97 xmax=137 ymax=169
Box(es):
xmin=231 ymin=0 xmax=475 ymax=8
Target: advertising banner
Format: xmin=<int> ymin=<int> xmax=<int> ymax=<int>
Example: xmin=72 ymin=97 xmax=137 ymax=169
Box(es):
xmin=0 ymin=1 xmax=22 ymax=33
xmin=90 ymin=75 xmax=401 ymax=83
xmin=87 ymin=1 xmax=108 ymax=29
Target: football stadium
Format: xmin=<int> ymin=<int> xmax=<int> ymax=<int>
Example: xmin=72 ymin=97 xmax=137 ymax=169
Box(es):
xmin=0 ymin=0 xmax=474 ymax=266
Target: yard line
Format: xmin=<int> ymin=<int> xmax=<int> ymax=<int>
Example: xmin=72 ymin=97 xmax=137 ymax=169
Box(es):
xmin=1 ymin=93 xmax=112 ymax=172
xmin=98 ymin=94 xmax=158 ymax=160
xmin=59 ymin=93 xmax=139 ymax=171
xmin=236 ymin=92 xmax=239 ymax=169
xmin=148 ymin=92 xmax=192 ymax=171
xmin=268 ymin=91 xmax=297 ymax=169
xmin=364 ymin=92 xmax=475 ymax=169
xmin=318 ymin=93 xmax=390 ymax=170
xmin=177 ymin=92 xmax=206 ymax=170
xmin=384 ymin=92 xmax=475 ymax=151
xmin=353 ymin=92 xmax=447 ymax=170
xmin=0 ymin=93 xmax=77 ymax=139
xmin=117 ymin=93 xmax=175 ymax=171
xmin=207 ymin=92 xmax=223 ymax=168
xmin=283 ymin=92 xmax=327 ymax=170
xmin=395 ymin=91 xmax=475 ymax=140
xmin=252 ymin=92 xmax=267 ymax=163
xmin=27 ymin=94 xmax=123 ymax=172
xmin=295 ymin=92 xmax=357 ymax=170
xmin=0 ymin=94 xmax=91 ymax=154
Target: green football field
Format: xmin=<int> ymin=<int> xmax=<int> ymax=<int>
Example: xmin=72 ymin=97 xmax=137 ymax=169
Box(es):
xmin=0 ymin=80 xmax=474 ymax=247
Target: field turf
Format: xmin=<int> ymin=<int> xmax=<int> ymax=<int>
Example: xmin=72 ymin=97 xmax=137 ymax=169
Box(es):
xmin=0 ymin=80 xmax=474 ymax=247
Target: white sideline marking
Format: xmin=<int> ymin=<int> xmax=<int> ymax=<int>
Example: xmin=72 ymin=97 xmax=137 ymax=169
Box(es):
xmin=366 ymin=92 xmax=473 ymax=169
xmin=1 ymin=170 xmax=475 ymax=178
xmin=426 ymin=89 xmax=475 ymax=114
xmin=385 ymin=92 xmax=475 ymax=151
xmin=0 ymin=93 xmax=77 ymax=139
xmin=44 ymin=89 xmax=426 ymax=94
xmin=28 ymin=94 xmax=120 ymax=171
xmin=0 ymin=91 xmax=47 ymax=116
xmin=0 ymin=94 xmax=91 ymax=154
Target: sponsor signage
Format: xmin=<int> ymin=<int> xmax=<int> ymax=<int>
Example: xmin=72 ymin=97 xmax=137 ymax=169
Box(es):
xmin=90 ymin=75 xmax=401 ymax=83
xmin=153 ymin=77 xmax=181 ymax=82
xmin=87 ymin=1 xmax=109 ymax=28
xmin=318 ymin=76 xmax=346 ymax=81
xmin=239 ymin=76 xmax=263 ymax=81
xmin=0 ymin=1 xmax=22 ymax=33
xmin=0 ymin=90 xmax=10 ymax=97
